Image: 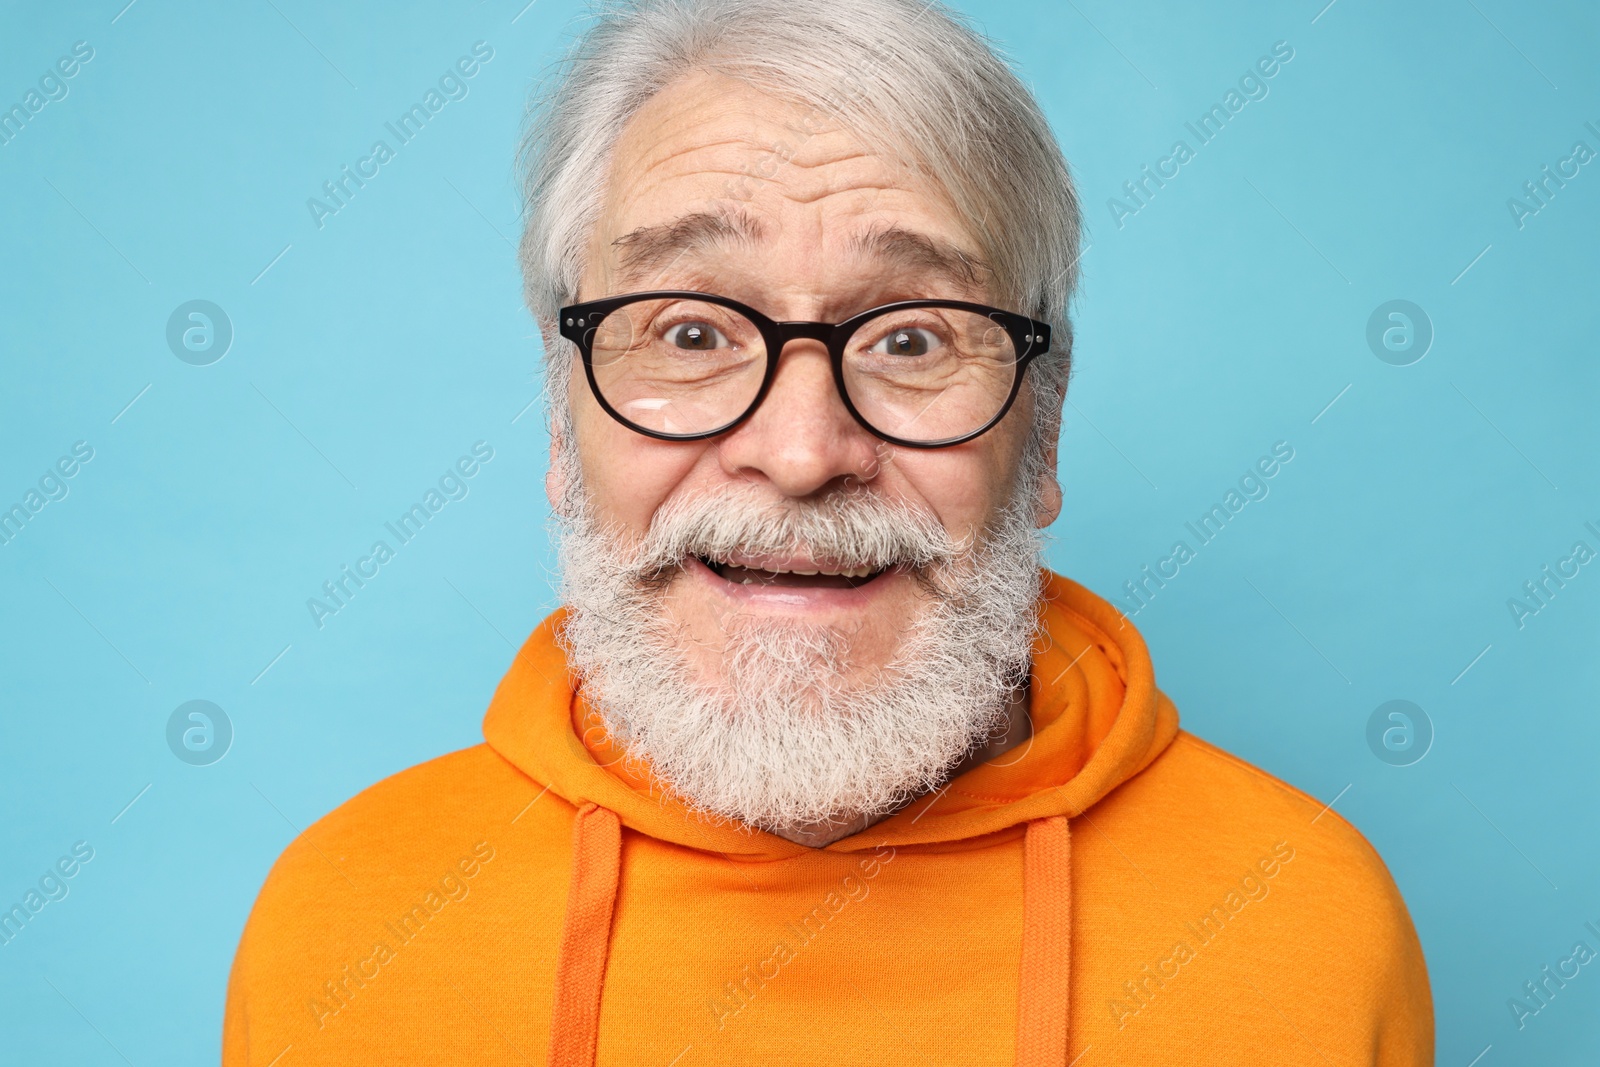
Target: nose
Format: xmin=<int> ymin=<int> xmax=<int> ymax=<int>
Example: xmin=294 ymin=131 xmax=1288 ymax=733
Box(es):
xmin=714 ymin=339 xmax=884 ymax=498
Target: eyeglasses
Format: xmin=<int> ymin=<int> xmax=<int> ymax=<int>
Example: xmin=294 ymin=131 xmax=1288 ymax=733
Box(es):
xmin=558 ymin=291 xmax=1051 ymax=449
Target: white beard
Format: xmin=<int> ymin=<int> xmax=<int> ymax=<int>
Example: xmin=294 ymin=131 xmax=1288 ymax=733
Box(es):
xmin=555 ymin=476 xmax=1044 ymax=836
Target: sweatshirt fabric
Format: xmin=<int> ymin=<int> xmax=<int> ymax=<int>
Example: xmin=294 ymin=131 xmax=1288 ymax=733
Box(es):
xmin=223 ymin=572 xmax=1433 ymax=1065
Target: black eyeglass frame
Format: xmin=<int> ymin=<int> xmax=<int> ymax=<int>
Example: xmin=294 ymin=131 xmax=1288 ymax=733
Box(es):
xmin=558 ymin=291 xmax=1052 ymax=449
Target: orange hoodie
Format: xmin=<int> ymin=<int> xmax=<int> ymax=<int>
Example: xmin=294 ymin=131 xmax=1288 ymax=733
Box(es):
xmin=224 ymin=572 xmax=1432 ymax=1065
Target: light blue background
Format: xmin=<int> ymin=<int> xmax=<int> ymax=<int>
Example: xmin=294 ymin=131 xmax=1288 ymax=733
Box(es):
xmin=1 ymin=0 xmax=1596 ymax=1062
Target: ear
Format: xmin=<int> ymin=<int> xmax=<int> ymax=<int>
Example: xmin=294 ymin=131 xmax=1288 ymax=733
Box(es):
xmin=1034 ymin=383 xmax=1066 ymax=529
xmin=546 ymin=429 xmax=568 ymax=516
xmin=1034 ymin=452 xmax=1062 ymax=528
xmin=537 ymin=314 xmax=572 ymax=516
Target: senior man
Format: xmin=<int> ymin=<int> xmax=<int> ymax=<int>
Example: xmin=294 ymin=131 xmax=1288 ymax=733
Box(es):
xmin=225 ymin=0 xmax=1432 ymax=1063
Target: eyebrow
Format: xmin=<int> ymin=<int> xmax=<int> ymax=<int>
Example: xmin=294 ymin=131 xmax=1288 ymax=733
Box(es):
xmin=611 ymin=208 xmax=768 ymax=288
xmin=845 ymin=224 xmax=992 ymax=298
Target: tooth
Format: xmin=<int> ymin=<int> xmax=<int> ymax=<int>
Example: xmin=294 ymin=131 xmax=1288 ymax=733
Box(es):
xmin=793 ymin=569 xmax=818 ymax=576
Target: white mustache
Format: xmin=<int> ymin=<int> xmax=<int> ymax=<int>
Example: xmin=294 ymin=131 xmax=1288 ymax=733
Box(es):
xmin=620 ymin=484 xmax=959 ymax=578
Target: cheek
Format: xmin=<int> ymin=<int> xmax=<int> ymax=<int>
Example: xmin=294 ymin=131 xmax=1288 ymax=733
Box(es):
xmin=932 ymin=402 xmax=1032 ymax=523
xmin=571 ymin=385 xmax=708 ymax=530
xmin=894 ymin=441 xmax=1019 ymax=538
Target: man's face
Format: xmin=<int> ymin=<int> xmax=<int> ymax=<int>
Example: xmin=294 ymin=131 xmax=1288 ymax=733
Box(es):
xmin=559 ymin=71 xmax=1058 ymax=686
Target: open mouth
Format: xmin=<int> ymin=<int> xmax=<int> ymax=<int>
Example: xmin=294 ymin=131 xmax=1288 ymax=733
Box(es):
xmin=696 ymin=555 xmax=891 ymax=589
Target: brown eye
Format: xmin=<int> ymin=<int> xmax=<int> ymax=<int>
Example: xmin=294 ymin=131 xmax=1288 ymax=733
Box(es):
xmin=665 ymin=321 xmax=726 ymax=351
xmin=871 ymin=327 xmax=938 ymax=357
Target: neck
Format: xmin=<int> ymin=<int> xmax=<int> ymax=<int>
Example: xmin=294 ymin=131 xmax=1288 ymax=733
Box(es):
xmin=766 ymin=682 xmax=1034 ymax=848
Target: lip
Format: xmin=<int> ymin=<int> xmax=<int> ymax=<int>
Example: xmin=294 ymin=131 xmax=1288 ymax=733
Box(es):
xmin=684 ymin=555 xmax=903 ymax=611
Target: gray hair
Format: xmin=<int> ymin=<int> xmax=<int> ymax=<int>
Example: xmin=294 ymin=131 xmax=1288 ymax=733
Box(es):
xmin=517 ymin=0 xmax=1082 ymax=473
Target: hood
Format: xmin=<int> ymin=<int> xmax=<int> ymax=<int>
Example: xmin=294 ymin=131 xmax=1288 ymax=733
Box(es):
xmin=482 ymin=570 xmax=1180 ymax=856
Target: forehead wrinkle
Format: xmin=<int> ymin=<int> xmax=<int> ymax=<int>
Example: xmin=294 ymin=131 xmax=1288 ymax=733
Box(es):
xmin=779 ymin=145 xmax=875 ymax=172
xmin=630 ymin=133 xmax=783 ymax=177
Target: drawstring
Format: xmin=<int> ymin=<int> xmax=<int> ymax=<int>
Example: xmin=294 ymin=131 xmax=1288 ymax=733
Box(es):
xmin=1016 ymin=816 xmax=1072 ymax=1066
xmin=544 ymin=806 xmax=1070 ymax=1064
xmin=547 ymin=803 xmax=622 ymax=1067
